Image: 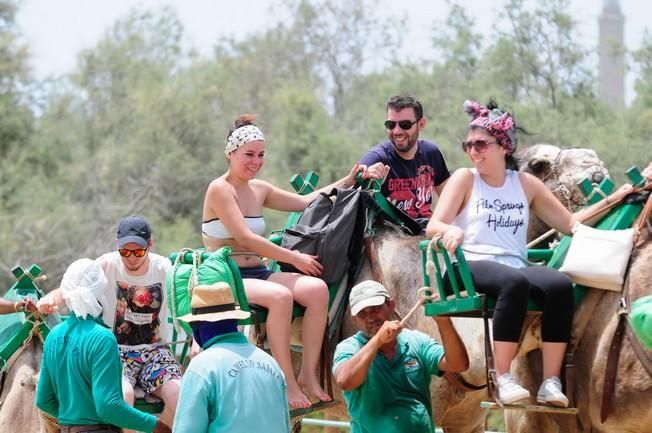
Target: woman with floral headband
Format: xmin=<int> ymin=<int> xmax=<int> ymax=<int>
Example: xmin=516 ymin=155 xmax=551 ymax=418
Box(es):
xmin=426 ymin=100 xmax=631 ymax=407
xmin=202 ymin=114 xmax=367 ymax=409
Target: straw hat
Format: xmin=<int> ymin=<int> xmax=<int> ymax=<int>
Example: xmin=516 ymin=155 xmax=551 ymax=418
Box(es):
xmin=179 ymin=282 xmax=250 ymax=322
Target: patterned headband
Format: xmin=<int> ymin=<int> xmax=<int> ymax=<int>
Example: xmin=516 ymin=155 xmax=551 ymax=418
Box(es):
xmin=463 ymin=100 xmax=517 ymax=154
xmin=225 ymin=124 xmax=265 ymax=156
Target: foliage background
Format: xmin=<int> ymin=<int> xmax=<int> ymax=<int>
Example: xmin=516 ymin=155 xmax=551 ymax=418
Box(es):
xmin=1 ymin=0 xmax=650 ymax=430
xmin=2 ymin=0 xmax=651 ymax=291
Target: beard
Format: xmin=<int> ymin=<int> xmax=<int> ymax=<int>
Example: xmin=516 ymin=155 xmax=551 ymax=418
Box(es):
xmin=390 ymin=132 xmax=418 ymax=154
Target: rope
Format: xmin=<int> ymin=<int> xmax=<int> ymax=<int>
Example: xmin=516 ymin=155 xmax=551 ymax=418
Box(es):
xmin=425 ymin=236 xmax=440 ymax=292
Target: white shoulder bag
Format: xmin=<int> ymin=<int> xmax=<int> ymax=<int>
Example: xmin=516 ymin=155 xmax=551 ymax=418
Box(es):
xmin=559 ymin=222 xmax=634 ymax=291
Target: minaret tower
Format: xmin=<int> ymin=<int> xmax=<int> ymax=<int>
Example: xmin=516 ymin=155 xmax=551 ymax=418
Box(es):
xmin=599 ymin=0 xmax=625 ymax=108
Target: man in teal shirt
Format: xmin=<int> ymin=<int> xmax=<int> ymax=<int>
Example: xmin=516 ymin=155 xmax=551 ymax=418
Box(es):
xmin=173 ymin=282 xmax=290 ymax=433
xmin=333 ymin=280 xmax=469 ymax=433
xmin=36 ymin=258 xmax=170 ymax=433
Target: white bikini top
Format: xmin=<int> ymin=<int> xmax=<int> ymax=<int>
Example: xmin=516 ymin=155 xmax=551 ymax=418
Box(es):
xmin=202 ymin=216 xmax=266 ymax=239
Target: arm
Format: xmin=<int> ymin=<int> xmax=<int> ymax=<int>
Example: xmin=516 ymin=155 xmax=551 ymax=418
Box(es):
xmin=425 ymin=169 xmax=474 ymax=253
xmin=0 ymin=297 xmax=35 ymax=314
xmin=35 ymin=355 xmax=59 ymax=418
xmin=333 ymin=321 xmax=401 ymax=391
xmin=523 ymin=173 xmax=633 ymax=234
xmin=36 ymin=290 xmax=65 ymax=315
xmin=172 ymin=370 xmax=210 ymax=433
xmin=643 ymin=162 xmax=652 ymax=180
xmin=433 ymin=317 xmax=469 ymax=373
xmin=205 ymin=182 xmax=323 ymax=276
xmin=90 ymin=334 xmax=158 ymax=433
xmin=434 ymin=177 xmax=449 ymax=198
xmin=263 ymin=162 xmax=363 ymax=211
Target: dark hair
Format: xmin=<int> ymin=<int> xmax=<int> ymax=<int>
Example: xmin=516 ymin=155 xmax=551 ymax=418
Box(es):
xmin=387 ymin=94 xmax=423 ymax=120
xmin=226 ymin=113 xmax=257 ymax=140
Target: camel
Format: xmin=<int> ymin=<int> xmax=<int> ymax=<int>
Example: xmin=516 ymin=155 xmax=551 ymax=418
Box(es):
xmin=502 ymin=148 xmax=652 ymax=433
xmin=323 ymin=145 xmax=641 ymax=433
xmin=517 ymin=144 xmax=610 ymax=243
xmin=0 ymin=333 xmax=48 ymax=433
xmin=504 ymin=227 xmax=652 ymax=433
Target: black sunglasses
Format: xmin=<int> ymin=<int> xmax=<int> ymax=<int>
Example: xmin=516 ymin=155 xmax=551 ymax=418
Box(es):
xmin=384 ymin=119 xmax=418 ymax=130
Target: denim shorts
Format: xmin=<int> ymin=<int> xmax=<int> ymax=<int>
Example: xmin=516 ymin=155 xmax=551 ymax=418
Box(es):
xmin=238 ymin=265 xmax=274 ymax=280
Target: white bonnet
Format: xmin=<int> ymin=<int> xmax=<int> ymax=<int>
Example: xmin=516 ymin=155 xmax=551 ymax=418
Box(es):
xmin=60 ymin=258 xmax=107 ymax=319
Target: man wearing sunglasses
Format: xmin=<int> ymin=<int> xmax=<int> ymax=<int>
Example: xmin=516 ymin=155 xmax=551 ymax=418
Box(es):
xmin=38 ymin=215 xmax=181 ymax=432
xmin=360 ymin=94 xmax=451 ymax=228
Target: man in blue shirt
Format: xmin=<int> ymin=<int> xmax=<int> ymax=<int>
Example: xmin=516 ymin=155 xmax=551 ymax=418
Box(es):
xmin=173 ymin=282 xmax=290 ymax=433
xmin=333 ymin=280 xmax=468 ymax=433
xmin=361 ymin=94 xmax=451 ymax=227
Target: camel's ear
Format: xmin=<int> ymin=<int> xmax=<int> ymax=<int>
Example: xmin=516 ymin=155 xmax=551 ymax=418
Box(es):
xmin=524 ymin=158 xmax=551 ymax=178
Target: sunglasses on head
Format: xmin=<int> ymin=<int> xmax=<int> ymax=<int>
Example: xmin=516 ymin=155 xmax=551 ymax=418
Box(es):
xmin=462 ymin=139 xmax=497 ymax=153
xmin=118 ymin=248 xmax=148 ymax=258
xmin=384 ymin=119 xmax=418 ymax=130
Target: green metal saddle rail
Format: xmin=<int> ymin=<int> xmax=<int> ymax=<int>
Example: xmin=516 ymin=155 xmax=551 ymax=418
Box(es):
xmin=421 ymin=167 xmax=648 ymax=318
xmin=0 ymin=265 xmax=58 ymax=373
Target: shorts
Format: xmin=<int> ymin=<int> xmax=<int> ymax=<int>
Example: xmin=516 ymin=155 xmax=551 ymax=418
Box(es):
xmin=119 ymin=345 xmax=182 ymax=395
xmin=238 ymin=265 xmax=274 ymax=280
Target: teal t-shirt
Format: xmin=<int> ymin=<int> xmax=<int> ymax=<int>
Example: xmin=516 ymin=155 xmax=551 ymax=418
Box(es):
xmin=333 ymin=329 xmax=445 ymax=433
xmin=173 ymin=332 xmax=290 ymax=433
xmin=35 ymin=316 xmax=157 ymax=432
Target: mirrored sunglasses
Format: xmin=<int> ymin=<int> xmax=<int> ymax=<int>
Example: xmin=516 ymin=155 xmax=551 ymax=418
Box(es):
xmin=118 ymin=248 xmax=147 ymax=258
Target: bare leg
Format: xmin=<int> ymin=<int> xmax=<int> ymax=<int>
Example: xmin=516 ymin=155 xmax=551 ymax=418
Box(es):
xmin=151 ymin=378 xmax=180 ymax=428
xmin=541 ymin=342 xmax=567 ymax=379
xmin=270 ymin=273 xmax=331 ymax=402
xmin=122 ymin=380 xmax=136 ymax=433
xmin=494 ymin=341 xmax=519 ymax=377
xmin=244 ymin=278 xmax=311 ymax=409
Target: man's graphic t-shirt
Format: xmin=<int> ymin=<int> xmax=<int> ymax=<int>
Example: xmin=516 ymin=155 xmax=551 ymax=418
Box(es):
xmin=97 ymin=252 xmax=171 ymax=347
xmin=114 ymin=281 xmax=164 ymax=345
xmin=360 ymin=140 xmax=450 ymax=220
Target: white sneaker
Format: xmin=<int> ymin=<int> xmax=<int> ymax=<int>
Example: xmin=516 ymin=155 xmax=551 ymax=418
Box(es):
xmin=496 ymin=373 xmax=530 ymax=405
xmin=537 ymin=376 xmax=569 ymax=408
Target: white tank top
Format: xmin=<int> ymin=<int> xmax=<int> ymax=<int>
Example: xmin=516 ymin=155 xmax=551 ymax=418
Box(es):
xmin=453 ymin=169 xmax=529 ymax=268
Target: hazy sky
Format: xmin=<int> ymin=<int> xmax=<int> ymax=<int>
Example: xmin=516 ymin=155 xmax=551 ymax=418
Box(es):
xmin=16 ymin=0 xmax=651 ymax=100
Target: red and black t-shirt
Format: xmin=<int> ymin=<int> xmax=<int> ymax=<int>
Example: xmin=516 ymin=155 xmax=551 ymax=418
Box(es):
xmin=361 ymin=140 xmax=450 ymax=220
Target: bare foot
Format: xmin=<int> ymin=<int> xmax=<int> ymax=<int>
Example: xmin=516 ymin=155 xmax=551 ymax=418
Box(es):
xmin=298 ymin=373 xmax=332 ymax=402
xmin=287 ymin=382 xmax=312 ymax=409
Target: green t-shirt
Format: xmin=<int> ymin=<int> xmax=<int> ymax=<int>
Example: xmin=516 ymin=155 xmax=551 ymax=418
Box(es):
xmin=333 ymin=329 xmax=445 ymax=433
xmin=35 ymin=316 xmax=157 ymax=432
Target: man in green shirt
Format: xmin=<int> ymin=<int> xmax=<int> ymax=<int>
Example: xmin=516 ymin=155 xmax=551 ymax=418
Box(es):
xmin=36 ymin=258 xmax=171 ymax=433
xmin=333 ymin=280 xmax=469 ymax=433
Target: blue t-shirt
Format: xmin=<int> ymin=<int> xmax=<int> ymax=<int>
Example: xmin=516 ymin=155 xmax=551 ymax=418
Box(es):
xmin=173 ymin=332 xmax=290 ymax=433
xmin=360 ymin=140 xmax=450 ymax=220
xmin=333 ymin=329 xmax=445 ymax=433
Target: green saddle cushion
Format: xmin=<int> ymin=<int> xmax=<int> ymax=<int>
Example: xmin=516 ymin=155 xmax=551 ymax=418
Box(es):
xmin=630 ymin=295 xmax=652 ymax=350
xmin=167 ymin=247 xmax=239 ymax=325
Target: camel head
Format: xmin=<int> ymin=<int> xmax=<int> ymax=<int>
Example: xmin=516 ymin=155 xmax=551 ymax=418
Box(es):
xmin=517 ymin=144 xmax=610 ymax=242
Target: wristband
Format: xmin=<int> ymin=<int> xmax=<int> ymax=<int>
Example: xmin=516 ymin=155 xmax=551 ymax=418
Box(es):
xmin=14 ymin=301 xmax=21 ymax=312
